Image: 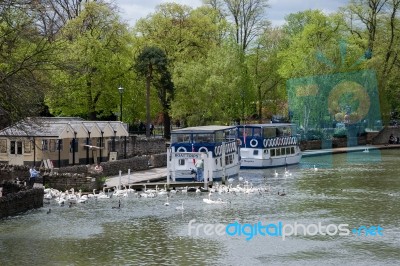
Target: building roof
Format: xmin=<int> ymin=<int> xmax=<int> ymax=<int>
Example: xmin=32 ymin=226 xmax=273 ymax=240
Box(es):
xmin=0 ymin=117 xmax=129 ymax=138
xmin=171 ymin=125 xmax=236 ymax=134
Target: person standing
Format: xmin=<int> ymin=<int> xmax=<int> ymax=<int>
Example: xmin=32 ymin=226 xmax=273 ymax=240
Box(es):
xmin=28 ymin=166 xmax=39 ymax=188
xmin=195 ymin=159 xmax=204 ymax=182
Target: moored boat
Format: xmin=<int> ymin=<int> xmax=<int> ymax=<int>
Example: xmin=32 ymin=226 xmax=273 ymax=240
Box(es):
xmin=167 ymin=125 xmax=240 ymax=182
xmin=236 ymin=123 xmax=302 ymax=169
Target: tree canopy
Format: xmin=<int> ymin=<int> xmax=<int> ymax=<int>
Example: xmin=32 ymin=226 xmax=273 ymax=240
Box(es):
xmin=1 ymin=0 xmax=400 ymax=131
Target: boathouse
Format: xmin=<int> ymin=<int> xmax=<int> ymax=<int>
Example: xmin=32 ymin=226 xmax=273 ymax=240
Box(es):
xmin=0 ymin=117 xmax=129 ymax=167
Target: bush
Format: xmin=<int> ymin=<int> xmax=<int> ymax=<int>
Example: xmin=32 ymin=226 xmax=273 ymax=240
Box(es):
xmin=305 ymin=130 xmax=324 ymax=140
xmin=333 ymin=127 xmax=347 ymax=138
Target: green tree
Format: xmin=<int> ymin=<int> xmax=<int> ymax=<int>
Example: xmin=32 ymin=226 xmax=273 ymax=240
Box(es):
xmin=0 ymin=2 xmax=56 ymax=128
xmin=172 ymin=42 xmax=252 ymax=125
xmin=46 ymin=1 xmax=133 ymax=120
xmin=135 ymin=46 xmax=173 ymax=138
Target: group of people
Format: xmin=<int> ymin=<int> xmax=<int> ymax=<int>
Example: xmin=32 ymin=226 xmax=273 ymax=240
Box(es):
xmin=138 ymin=121 xmax=154 ymax=135
xmin=388 ymin=134 xmax=400 ymax=144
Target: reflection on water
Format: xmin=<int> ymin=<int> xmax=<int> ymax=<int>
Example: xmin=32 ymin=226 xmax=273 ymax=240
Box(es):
xmin=1 ymin=150 xmax=399 ymax=265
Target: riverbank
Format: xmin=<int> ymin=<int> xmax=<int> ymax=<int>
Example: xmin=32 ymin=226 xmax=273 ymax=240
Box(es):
xmin=302 ymin=144 xmax=400 ymax=157
xmin=105 ymin=144 xmax=400 ymax=187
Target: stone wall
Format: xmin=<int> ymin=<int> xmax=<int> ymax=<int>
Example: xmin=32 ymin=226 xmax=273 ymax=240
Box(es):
xmin=371 ymin=126 xmax=400 ymax=144
xmin=100 ymin=156 xmax=150 ymax=176
xmin=150 ymin=153 xmax=168 ymax=168
xmin=300 ymin=135 xmax=368 ymax=150
xmin=0 ymin=164 xmax=32 ymax=183
xmin=110 ymin=136 xmax=167 ymax=159
xmin=0 ymin=183 xmax=44 ymax=219
xmin=43 ymin=173 xmax=102 ymax=192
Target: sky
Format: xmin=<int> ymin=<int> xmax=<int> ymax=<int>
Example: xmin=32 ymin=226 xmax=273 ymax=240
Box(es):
xmin=115 ymin=0 xmax=349 ymax=27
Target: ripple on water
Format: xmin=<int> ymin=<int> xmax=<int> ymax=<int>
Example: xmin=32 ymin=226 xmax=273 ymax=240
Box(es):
xmin=1 ymin=150 xmax=400 ymax=265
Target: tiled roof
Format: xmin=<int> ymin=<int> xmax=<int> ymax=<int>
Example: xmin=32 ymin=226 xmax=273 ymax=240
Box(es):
xmin=0 ymin=117 xmax=129 ymax=138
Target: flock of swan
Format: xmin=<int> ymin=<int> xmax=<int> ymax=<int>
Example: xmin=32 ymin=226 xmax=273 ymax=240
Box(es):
xmin=42 ymin=167 xmax=311 ymax=211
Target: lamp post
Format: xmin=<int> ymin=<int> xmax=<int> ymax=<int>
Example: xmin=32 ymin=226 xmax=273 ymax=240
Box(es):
xmin=118 ymin=86 xmax=124 ymax=121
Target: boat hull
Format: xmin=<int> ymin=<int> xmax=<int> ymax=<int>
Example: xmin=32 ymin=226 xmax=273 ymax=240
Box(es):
xmin=172 ymin=164 xmax=240 ymax=182
xmin=240 ymin=153 xmax=302 ymax=169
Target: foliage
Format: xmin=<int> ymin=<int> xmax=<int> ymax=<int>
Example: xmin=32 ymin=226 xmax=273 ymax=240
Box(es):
xmin=45 ymin=1 xmax=134 ymax=120
xmin=171 ymin=42 xmax=252 ymax=125
xmin=0 ymin=4 xmax=56 ymax=128
xmin=135 ymin=46 xmax=173 ymax=138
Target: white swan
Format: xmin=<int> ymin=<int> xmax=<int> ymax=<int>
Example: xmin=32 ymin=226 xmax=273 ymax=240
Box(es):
xmin=176 ymin=201 xmax=184 ymax=211
xmin=203 ymin=193 xmax=213 ymax=204
xmin=164 ymin=196 xmax=170 ymax=206
xmin=203 ymin=193 xmax=227 ymax=204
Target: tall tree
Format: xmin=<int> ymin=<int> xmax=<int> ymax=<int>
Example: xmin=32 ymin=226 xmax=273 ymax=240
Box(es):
xmin=135 ymin=46 xmax=173 ymax=138
xmin=207 ymin=0 xmax=270 ymax=52
xmin=342 ymin=0 xmax=400 ymax=120
xmin=46 ymin=1 xmax=133 ymax=120
xmin=247 ymin=26 xmax=285 ymax=122
xmin=172 ymin=42 xmax=252 ymax=125
xmin=0 ymin=1 xmax=56 ymax=128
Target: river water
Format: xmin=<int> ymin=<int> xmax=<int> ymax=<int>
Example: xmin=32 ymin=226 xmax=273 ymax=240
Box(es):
xmin=0 ymin=149 xmax=399 ymax=265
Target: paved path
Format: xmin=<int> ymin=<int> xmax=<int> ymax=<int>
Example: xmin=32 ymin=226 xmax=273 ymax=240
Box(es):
xmin=105 ymin=167 xmax=167 ymax=188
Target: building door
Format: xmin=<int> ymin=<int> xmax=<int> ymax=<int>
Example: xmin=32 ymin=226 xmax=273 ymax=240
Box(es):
xmin=8 ymin=140 xmax=24 ymax=165
xmin=69 ymin=139 xmax=79 ymax=165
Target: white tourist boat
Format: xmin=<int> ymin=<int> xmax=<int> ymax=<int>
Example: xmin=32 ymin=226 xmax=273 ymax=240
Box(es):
xmin=167 ymin=125 xmax=240 ymax=182
xmin=236 ymin=123 xmax=302 ymax=169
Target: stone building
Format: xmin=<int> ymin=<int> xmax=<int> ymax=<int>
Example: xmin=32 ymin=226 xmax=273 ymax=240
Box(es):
xmin=0 ymin=117 xmax=129 ymax=167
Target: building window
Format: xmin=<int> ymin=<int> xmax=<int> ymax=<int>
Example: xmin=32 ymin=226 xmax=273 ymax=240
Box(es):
xmin=57 ymin=139 xmax=63 ymax=151
xmin=69 ymin=139 xmax=79 ymax=152
xmin=42 ymin=139 xmax=48 ymax=151
xmin=0 ymin=139 xmax=7 ymax=153
xmin=10 ymin=141 xmax=23 ymax=155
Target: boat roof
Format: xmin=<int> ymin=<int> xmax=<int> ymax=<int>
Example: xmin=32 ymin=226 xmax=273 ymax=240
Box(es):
xmin=172 ymin=125 xmax=236 ymax=134
xmin=237 ymin=123 xmax=296 ymax=128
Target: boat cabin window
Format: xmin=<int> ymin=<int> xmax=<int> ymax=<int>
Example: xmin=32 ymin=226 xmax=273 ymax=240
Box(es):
xmin=178 ymin=159 xmax=185 ymax=166
xmin=263 ymin=127 xmax=276 ymax=138
xmin=276 ymin=148 xmax=281 ymax=156
xmin=271 ymin=149 xmax=275 ymax=157
xmin=281 ymin=148 xmax=286 ymax=155
xmin=286 ymin=147 xmax=291 ymax=154
xmin=282 ymin=127 xmax=292 ymax=136
xmin=264 ymin=149 xmax=268 ymax=154
xmin=193 ymin=133 xmax=214 ymax=143
xmin=238 ymin=127 xmax=252 ymax=138
xmin=224 ymin=129 xmax=237 ymax=141
xmin=171 ymin=134 xmax=191 ymax=143
xmin=253 ymin=150 xmax=259 ymax=155
xmin=253 ymin=128 xmax=261 ymax=137
xmin=291 ymin=147 xmax=295 ymax=154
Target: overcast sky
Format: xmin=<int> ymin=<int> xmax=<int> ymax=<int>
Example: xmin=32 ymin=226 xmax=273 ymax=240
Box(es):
xmin=115 ymin=0 xmax=349 ymax=27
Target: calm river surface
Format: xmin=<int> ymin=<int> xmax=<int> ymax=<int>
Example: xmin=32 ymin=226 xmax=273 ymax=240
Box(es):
xmin=0 ymin=149 xmax=399 ymax=266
